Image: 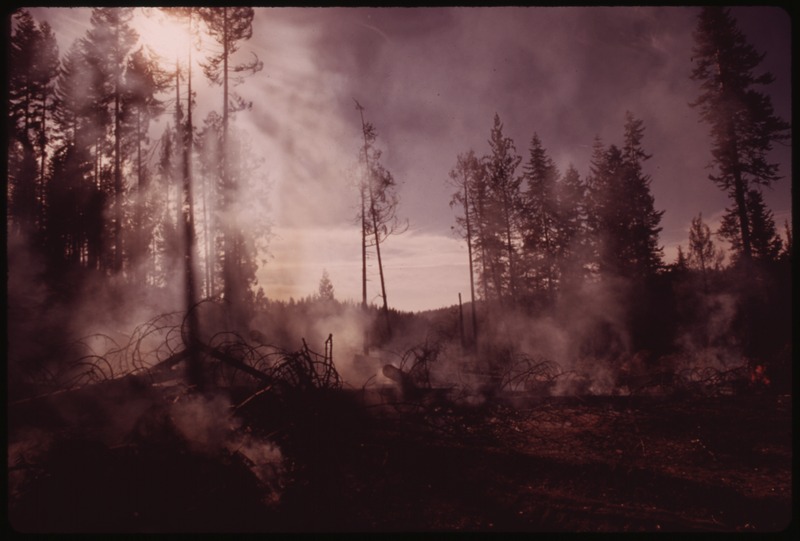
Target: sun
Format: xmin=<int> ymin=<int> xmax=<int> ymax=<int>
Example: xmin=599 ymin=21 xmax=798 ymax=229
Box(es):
xmin=132 ymin=8 xmax=205 ymax=66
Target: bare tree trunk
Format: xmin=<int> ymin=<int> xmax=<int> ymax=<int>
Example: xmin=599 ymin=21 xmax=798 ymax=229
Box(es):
xmin=463 ymin=183 xmax=478 ymax=347
xmin=135 ymin=108 xmax=144 ymax=286
xmin=221 ymin=6 xmax=238 ymax=317
xmin=182 ymin=15 xmax=202 ymax=390
xmin=459 ymin=292 xmax=465 ymax=349
xmin=356 ymin=100 xmax=370 ymax=353
xmin=38 ymin=93 xmax=48 ymax=233
xmin=113 ymin=25 xmax=123 ymax=275
xmin=202 ymin=168 xmax=213 ymax=298
xmin=369 ymin=184 xmax=391 ymax=339
xmin=361 ymin=184 xmax=368 ymax=354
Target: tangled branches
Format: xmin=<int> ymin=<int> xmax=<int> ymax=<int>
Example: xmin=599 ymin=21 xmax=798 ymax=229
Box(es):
xmin=498 ymin=354 xmax=561 ymax=393
xmin=21 ymin=299 xmax=341 ymax=397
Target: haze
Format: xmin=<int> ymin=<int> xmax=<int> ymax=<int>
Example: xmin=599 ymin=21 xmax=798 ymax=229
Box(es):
xmin=25 ymin=6 xmax=793 ymax=312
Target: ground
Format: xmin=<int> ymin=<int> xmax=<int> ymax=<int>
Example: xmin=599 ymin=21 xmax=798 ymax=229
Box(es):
xmin=8 ymin=379 xmax=792 ymax=533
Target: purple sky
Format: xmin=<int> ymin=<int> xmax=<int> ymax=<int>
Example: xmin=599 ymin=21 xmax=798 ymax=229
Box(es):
xmin=26 ymin=7 xmax=792 ymax=312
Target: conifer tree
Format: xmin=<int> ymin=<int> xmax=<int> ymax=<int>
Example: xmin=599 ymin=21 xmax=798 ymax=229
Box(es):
xmin=690 ymin=6 xmax=790 ymax=262
xmin=483 ymin=114 xmax=522 ymax=303
xmin=198 ymin=7 xmax=263 ymax=319
xmin=520 ymin=133 xmax=561 ymax=299
xmin=718 ymin=188 xmax=782 ymax=263
xmin=81 ymin=7 xmax=139 ymax=273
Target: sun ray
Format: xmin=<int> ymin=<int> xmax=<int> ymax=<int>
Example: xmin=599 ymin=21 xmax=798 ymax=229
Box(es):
xmin=132 ymin=8 xmax=205 ymax=67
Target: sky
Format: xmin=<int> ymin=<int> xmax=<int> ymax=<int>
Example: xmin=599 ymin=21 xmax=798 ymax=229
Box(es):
xmin=24 ymin=6 xmax=793 ymax=312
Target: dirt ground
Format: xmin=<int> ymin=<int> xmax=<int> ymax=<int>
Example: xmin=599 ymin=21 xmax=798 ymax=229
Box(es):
xmin=267 ymin=390 xmax=793 ymax=532
xmin=7 ymin=382 xmax=793 ymax=533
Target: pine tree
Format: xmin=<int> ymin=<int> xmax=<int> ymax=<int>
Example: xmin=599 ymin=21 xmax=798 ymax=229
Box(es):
xmin=621 ymin=112 xmax=664 ymax=278
xmin=585 ymin=114 xmax=664 ymax=281
xmin=556 ymin=164 xmax=589 ymax=289
xmin=586 ymin=142 xmax=627 ymax=278
xmin=198 ymin=7 xmax=263 ymax=320
xmin=318 ymin=269 xmax=335 ymax=302
xmin=690 ymin=6 xmax=790 ymax=262
xmin=8 ymin=10 xmax=59 ymax=237
xmin=124 ymin=45 xmax=171 ymax=283
xmin=483 ymin=114 xmax=522 ymax=303
xmin=81 ymin=7 xmax=139 ymax=274
xmin=519 ymin=133 xmax=561 ymax=299
xmin=719 ymin=188 xmax=782 ymax=264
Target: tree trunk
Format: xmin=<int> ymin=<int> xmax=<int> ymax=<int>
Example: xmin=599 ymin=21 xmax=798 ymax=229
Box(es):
xmin=463 ymin=183 xmax=478 ymax=347
xmin=183 ymin=15 xmax=202 ymax=390
xmin=361 ymin=185 xmax=368 ymax=354
xmin=38 ymin=93 xmax=48 ymax=234
xmin=113 ymin=26 xmax=123 ymax=275
xmin=369 ymin=184 xmax=391 ymax=340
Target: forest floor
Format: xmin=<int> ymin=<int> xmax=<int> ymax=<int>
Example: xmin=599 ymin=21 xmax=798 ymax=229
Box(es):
xmin=7 ymin=377 xmax=793 ymax=533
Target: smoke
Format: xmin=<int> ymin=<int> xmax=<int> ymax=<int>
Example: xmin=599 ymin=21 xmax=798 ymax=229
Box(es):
xmin=167 ymin=391 xmax=286 ymax=499
xmin=672 ymin=292 xmax=743 ymax=372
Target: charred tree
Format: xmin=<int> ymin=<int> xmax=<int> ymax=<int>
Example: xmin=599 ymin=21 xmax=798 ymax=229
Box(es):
xmin=448 ymin=151 xmax=481 ymax=347
xmin=354 ymin=101 xmax=407 ymax=343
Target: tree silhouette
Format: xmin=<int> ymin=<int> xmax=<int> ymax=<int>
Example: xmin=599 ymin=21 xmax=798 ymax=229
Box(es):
xmin=449 ymin=150 xmax=481 ymax=346
xmin=482 ymin=114 xmax=522 ymax=304
xmin=8 ymin=9 xmax=59 ymax=238
xmin=586 ymin=114 xmax=663 ymax=281
xmin=81 ymin=7 xmax=139 ymax=274
xmin=719 ymin=188 xmax=782 ymax=264
xmin=690 ymin=6 xmax=790 ymax=262
xmin=687 ymin=213 xmax=723 ymax=292
xmin=556 ymin=164 xmax=589 ymax=290
xmin=198 ymin=7 xmax=263 ymax=324
xmin=354 ymin=101 xmax=406 ymax=342
xmin=519 ymin=133 xmax=561 ymax=301
xmin=124 ymin=45 xmax=171 ymax=285
xmin=318 ymin=269 xmax=335 ymax=302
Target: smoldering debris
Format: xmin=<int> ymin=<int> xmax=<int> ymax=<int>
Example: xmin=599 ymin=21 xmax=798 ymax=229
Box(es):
xmin=7 ymin=295 xmax=783 ymax=533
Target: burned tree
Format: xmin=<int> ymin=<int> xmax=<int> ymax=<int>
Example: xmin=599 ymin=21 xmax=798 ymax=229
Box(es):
xmin=448 ymin=150 xmax=481 ymax=347
xmin=354 ymin=100 xmax=407 ymax=343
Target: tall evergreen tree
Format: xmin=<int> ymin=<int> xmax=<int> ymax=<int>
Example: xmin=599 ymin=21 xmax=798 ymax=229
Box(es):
xmin=198 ymin=7 xmax=263 ymax=321
xmin=317 ymin=269 xmax=335 ymax=302
xmin=690 ymin=6 xmax=790 ymax=262
xmin=124 ymin=45 xmax=171 ymax=283
xmin=81 ymin=7 xmax=139 ymax=274
xmin=621 ymin=112 xmax=664 ymax=278
xmin=8 ymin=10 xmax=59 ymax=237
xmin=718 ymin=188 xmax=782 ymax=264
xmin=49 ymin=40 xmax=105 ymax=272
xmin=585 ymin=114 xmax=663 ymax=281
xmin=519 ymin=133 xmax=561 ymax=299
xmin=483 ymin=114 xmax=522 ymax=304
xmin=556 ymin=163 xmax=589 ymax=289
